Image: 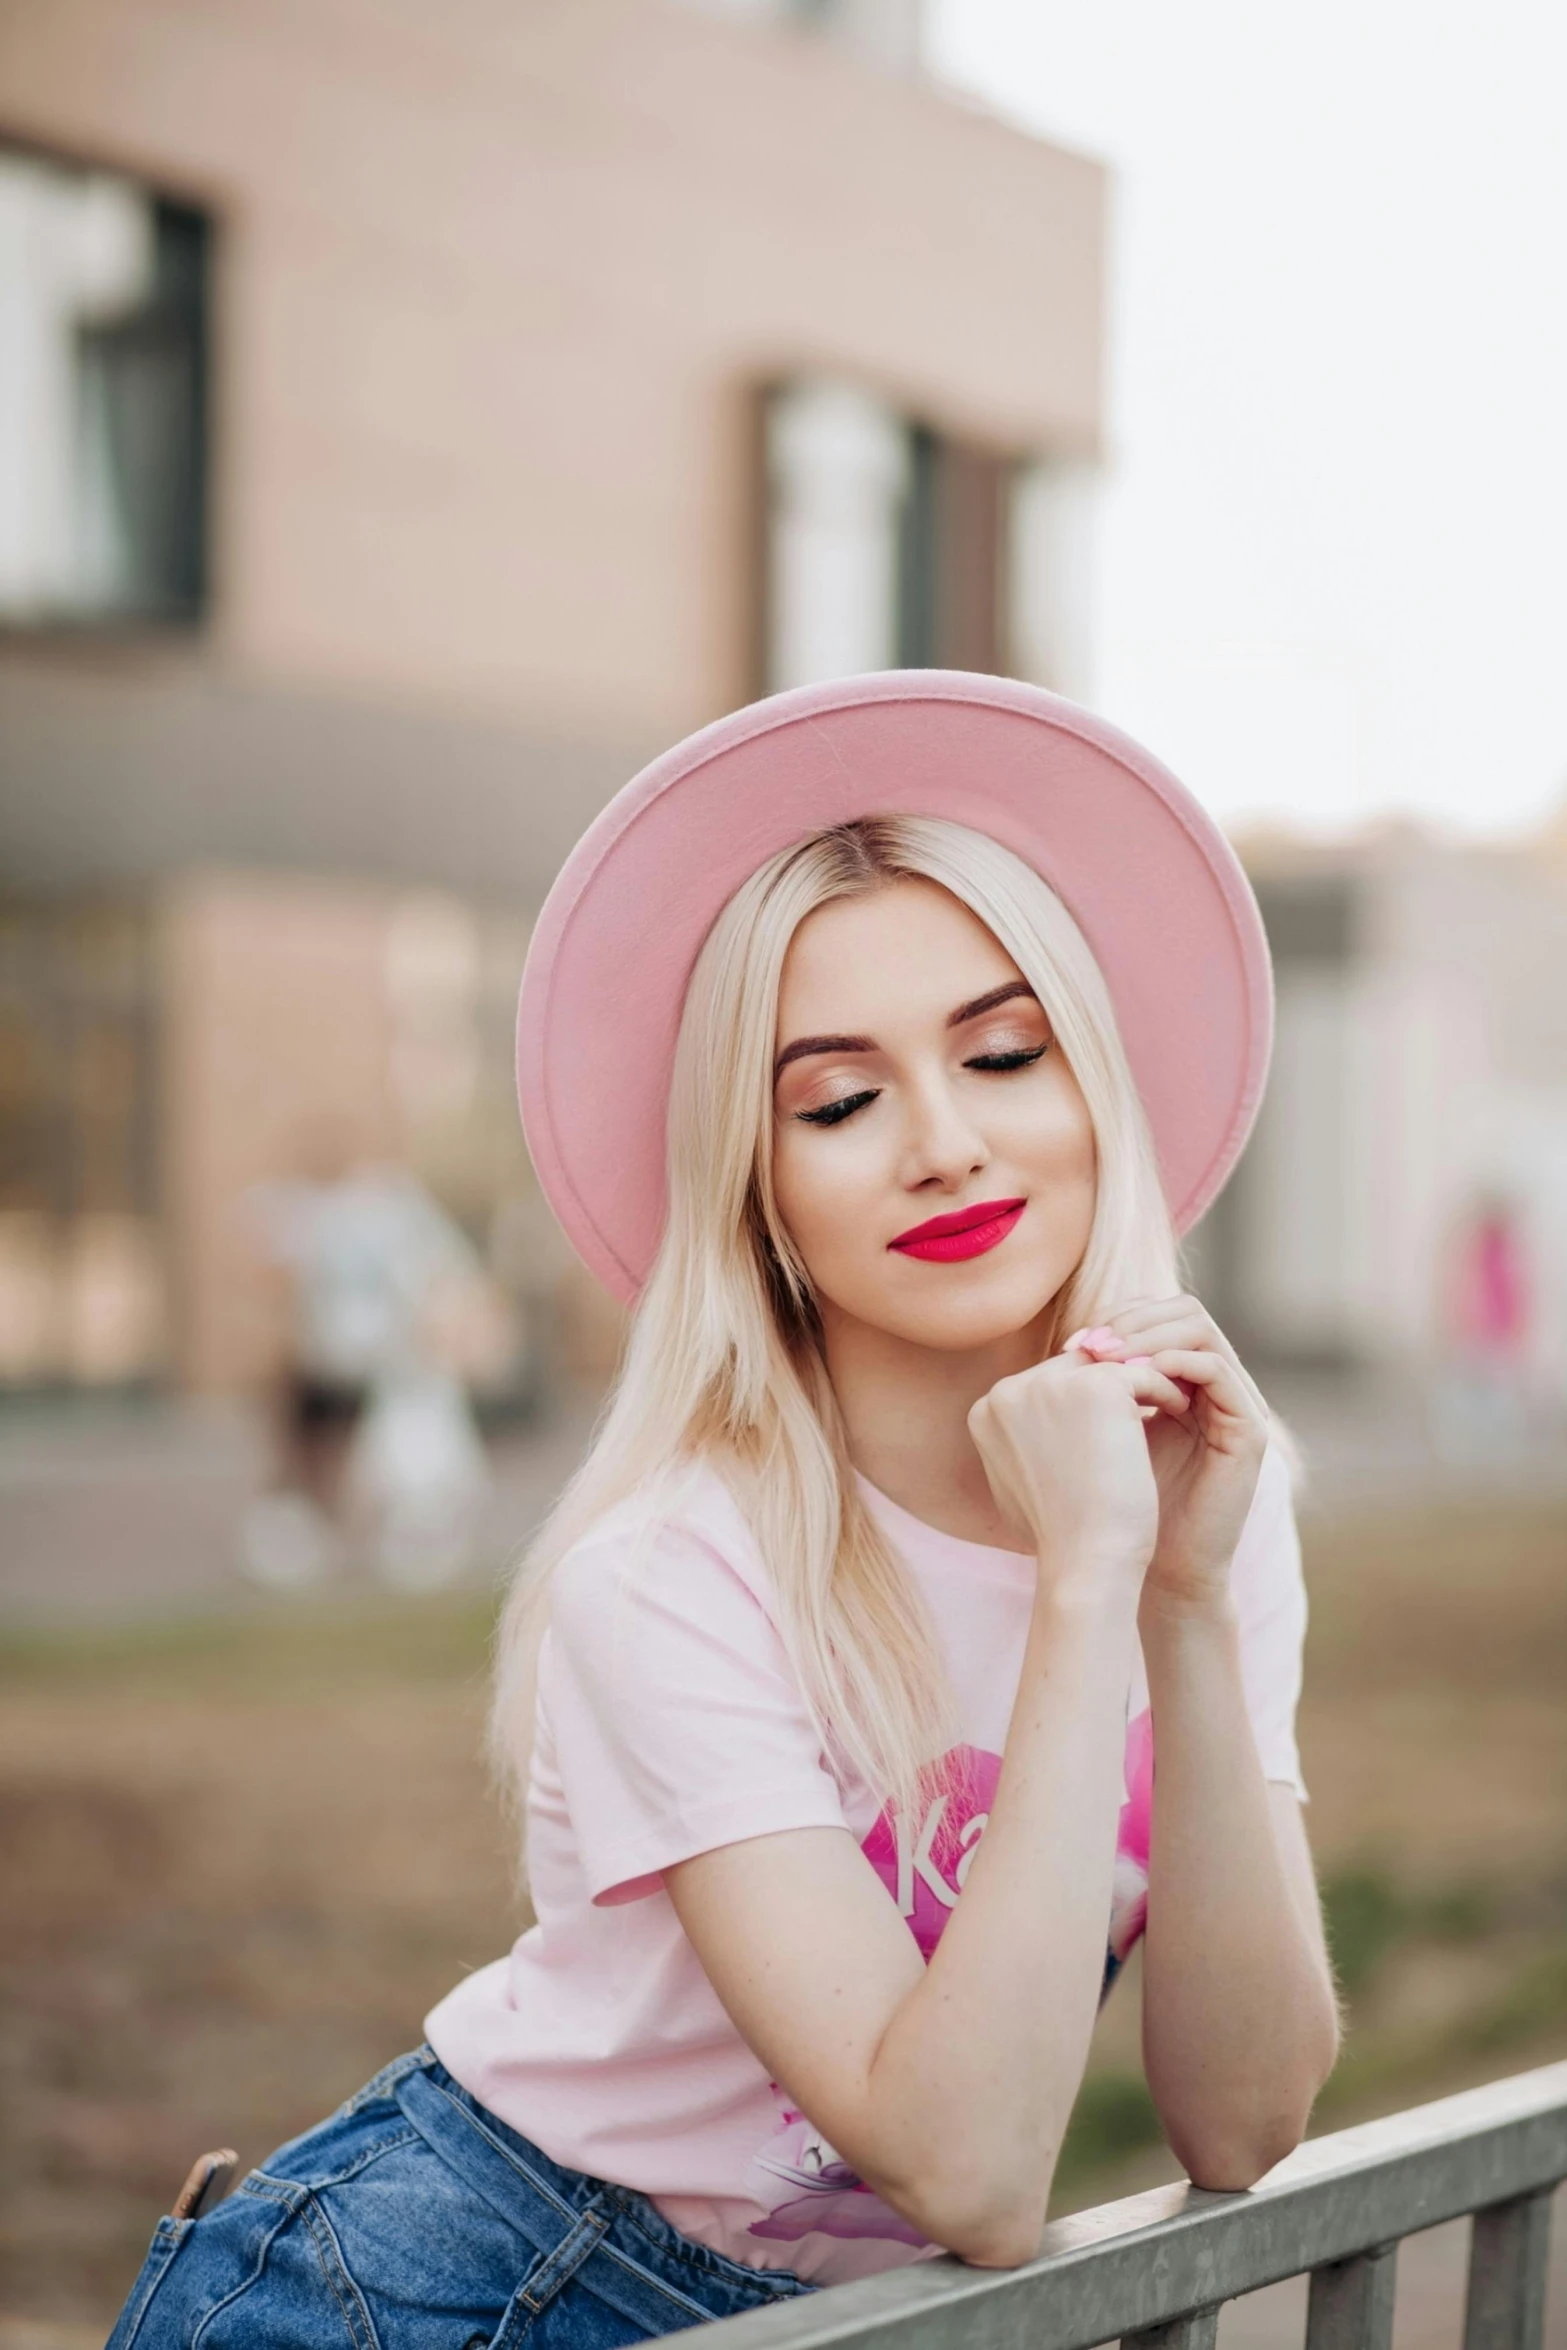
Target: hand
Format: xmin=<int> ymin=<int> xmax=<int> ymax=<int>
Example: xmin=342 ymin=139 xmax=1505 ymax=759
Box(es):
xmin=1063 ymin=1297 xmax=1269 ymax=1619
xmin=967 ymin=1347 xmax=1193 ymax=1608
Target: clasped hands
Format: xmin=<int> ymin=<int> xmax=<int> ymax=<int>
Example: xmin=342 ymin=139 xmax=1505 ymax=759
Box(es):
xmin=968 ymin=1294 xmax=1271 ymax=1621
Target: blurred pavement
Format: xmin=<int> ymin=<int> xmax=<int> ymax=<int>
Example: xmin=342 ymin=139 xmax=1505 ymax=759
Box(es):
xmin=1269 ymin=1369 xmax=1567 ymax=1510
xmin=1 ymin=1370 xmax=1563 ymax=1630
xmin=0 ymin=1389 xmax=602 ymax=1629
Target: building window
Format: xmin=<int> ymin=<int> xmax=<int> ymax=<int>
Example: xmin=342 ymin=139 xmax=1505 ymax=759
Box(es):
xmin=758 ymin=376 xmax=1092 ymax=697
xmin=0 ymin=902 xmax=165 ymax=1389
xmin=0 ymin=142 xmax=210 ymax=628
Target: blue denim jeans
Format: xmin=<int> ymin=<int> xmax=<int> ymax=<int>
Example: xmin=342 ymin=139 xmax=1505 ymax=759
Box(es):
xmin=107 ymin=2048 xmax=818 ymax=2349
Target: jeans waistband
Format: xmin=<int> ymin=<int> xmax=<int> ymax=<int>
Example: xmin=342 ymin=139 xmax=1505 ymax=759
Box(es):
xmin=396 ymin=2055 xmax=610 ymax=2254
xmin=395 ymin=2050 xmax=818 ymax=2321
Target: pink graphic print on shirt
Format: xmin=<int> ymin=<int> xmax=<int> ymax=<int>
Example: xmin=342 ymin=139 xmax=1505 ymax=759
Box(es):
xmin=1109 ymin=1705 xmax=1153 ymax=1967
xmin=744 ymin=1714 xmax=1154 ymax=2244
xmin=859 ymin=1743 xmax=1000 ymax=1958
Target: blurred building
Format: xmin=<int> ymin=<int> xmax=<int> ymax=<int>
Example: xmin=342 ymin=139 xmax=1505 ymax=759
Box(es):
xmin=0 ymin=0 xmax=1106 ymax=1392
xmin=1194 ymin=822 xmax=1567 ymax=1419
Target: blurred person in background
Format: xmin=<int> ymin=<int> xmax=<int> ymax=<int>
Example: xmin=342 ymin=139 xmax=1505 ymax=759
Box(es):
xmin=1435 ymin=1189 xmax=1535 ymax=1459
xmin=108 ymin=678 xmax=1337 ymax=2349
xmin=240 ymin=1120 xmax=509 ymax=1590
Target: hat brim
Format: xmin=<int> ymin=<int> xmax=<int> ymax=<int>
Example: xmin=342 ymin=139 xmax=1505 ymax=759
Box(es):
xmin=517 ymin=670 xmax=1273 ymax=1303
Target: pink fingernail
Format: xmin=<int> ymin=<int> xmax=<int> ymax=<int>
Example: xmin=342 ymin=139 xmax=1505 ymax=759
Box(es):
xmin=1125 ymin=1353 xmax=1152 ymax=1365
xmin=1061 ymin=1328 xmax=1091 ymax=1352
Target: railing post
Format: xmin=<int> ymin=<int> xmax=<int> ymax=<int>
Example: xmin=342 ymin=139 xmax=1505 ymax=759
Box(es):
xmin=1463 ymin=2190 xmax=1554 ymax=2350
xmin=1124 ymin=2309 xmax=1220 ymax=2350
xmin=1306 ymin=2243 xmax=1399 ymax=2350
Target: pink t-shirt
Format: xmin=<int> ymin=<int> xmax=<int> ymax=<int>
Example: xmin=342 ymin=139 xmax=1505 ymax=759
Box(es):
xmin=426 ymin=1446 xmax=1307 ymax=2285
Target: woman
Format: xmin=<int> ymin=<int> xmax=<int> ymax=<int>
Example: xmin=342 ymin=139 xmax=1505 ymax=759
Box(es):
xmin=109 ymin=674 xmax=1340 ymax=2350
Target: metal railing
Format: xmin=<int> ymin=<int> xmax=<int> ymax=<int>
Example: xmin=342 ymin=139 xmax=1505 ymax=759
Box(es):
xmin=683 ymin=2061 xmax=1567 ymax=2350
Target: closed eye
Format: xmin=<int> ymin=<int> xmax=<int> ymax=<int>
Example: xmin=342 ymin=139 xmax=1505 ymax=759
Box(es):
xmin=795 ymin=1089 xmax=879 ymax=1127
xmin=965 ymin=1044 xmax=1049 ymax=1072
xmin=793 ymin=1045 xmax=1047 ymax=1127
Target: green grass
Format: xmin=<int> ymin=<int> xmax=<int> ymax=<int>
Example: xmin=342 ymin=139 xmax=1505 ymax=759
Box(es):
xmin=1319 ymin=1861 xmax=1498 ymax=1995
xmin=1057 ymin=1861 xmax=1567 ymax=2204
xmin=1056 ymin=2072 xmax=1166 ymax=2192
xmin=0 ymin=1587 xmax=500 ymax=1695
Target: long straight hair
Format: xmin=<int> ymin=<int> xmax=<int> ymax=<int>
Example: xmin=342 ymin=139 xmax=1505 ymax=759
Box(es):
xmin=491 ymin=817 xmax=1182 ymax=1853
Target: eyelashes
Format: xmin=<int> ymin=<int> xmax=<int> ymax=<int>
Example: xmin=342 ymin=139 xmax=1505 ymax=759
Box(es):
xmin=968 ymin=1046 xmax=1050 ymax=1073
xmin=795 ymin=1090 xmax=877 ymax=1129
xmin=792 ymin=1044 xmax=1050 ymax=1128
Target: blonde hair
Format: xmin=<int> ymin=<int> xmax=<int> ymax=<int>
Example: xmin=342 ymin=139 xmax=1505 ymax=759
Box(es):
xmin=491 ymin=816 xmax=1181 ymax=1853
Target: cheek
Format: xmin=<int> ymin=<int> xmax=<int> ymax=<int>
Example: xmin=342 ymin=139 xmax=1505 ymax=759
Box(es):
xmin=1002 ymin=1074 xmax=1097 ymax=1185
xmin=770 ymin=1127 xmax=825 ymax=1262
xmin=772 ymin=1124 xmax=879 ymax=1271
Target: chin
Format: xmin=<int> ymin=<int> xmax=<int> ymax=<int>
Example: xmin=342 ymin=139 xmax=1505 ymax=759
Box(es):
xmin=872 ymin=1265 xmax=1066 ymax=1354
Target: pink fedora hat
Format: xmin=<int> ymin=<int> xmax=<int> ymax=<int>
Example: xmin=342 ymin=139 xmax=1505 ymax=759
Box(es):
xmin=517 ymin=670 xmax=1272 ymax=1303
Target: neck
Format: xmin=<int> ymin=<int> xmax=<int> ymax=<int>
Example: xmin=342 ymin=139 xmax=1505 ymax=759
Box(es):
xmin=818 ymin=1301 xmax=1050 ymax=1550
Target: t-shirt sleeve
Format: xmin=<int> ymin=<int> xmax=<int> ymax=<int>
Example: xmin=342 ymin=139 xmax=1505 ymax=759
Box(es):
xmin=1228 ymin=1438 xmax=1310 ymax=1799
xmin=539 ymin=1513 xmax=851 ymax=1905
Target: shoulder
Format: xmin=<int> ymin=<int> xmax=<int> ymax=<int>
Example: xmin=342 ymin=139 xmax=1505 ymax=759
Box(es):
xmin=548 ymin=1462 xmax=779 ymax=1646
xmin=1241 ymin=1435 xmax=1299 ymax=1541
xmin=1230 ymin=1434 xmax=1309 ymax=1788
xmin=1230 ymin=1433 xmax=1308 ymax=1635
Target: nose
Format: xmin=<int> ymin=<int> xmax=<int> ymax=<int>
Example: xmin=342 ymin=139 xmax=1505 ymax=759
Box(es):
xmin=900 ymin=1070 xmax=991 ymax=1194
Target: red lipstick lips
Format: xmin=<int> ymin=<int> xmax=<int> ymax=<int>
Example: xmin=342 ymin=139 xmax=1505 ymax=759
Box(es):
xmin=888 ymin=1197 xmax=1026 ymax=1264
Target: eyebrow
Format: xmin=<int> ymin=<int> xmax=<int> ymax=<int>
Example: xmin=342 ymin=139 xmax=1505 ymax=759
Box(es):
xmin=773 ymin=980 xmax=1038 ymax=1078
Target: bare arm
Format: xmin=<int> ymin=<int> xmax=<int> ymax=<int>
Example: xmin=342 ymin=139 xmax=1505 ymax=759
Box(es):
xmin=1083 ymin=1297 xmax=1341 ymax=2184
xmin=666 ymin=1351 xmax=1184 ymax=2269
xmin=668 ymin=1588 xmax=1137 ymax=2267
xmin=1139 ymin=1602 xmax=1338 ymax=2183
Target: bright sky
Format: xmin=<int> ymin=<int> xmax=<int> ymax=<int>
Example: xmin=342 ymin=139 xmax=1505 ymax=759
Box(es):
xmin=928 ymin=0 xmax=1567 ymax=840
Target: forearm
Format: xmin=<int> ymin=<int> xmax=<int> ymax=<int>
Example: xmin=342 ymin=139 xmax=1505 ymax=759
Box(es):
xmin=864 ymin=1587 xmax=1140 ymax=2261
xmin=1139 ymin=1600 xmax=1338 ymax=2185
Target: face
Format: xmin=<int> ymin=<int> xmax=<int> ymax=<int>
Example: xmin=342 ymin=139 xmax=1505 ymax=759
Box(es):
xmin=770 ymin=878 xmax=1097 ymax=1356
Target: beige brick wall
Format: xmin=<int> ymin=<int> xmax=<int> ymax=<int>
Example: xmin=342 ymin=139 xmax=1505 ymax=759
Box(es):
xmin=4 ymin=0 xmax=1106 ymax=1388
xmin=159 ymin=873 xmax=397 ymax=1389
xmin=0 ymin=0 xmax=1104 ymax=747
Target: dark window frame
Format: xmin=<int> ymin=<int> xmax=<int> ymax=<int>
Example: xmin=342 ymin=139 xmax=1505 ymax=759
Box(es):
xmin=751 ymin=375 xmax=1017 ymax=699
xmin=0 ymin=130 xmax=215 ymax=638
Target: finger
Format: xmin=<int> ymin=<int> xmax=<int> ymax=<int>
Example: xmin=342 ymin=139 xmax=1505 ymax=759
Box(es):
xmin=1105 ymin=1314 xmax=1208 ymax=1356
xmin=1059 ymin=1324 xmax=1122 ymax=1358
xmin=1146 ymin=1347 xmax=1262 ymax=1427
xmin=1097 ymin=1294 xmax=1230 ymax=1342
xmin=1079 ymin=1326 xmax=1199 ymax=1387
xmin=1052 ymin=1334 xmax=1120 ymax=1373
xmin=1102 ymin=1359 xmax=1191 ymax=1418
xmin=1117 ymin=1323 xmax=1262 ymax=1416
xmin=1102 ymin=1300 xmax=1233 ymax=1359
xmin=1122 ymin=1353 xmax=1193 ymax=1395
xmin=1107 ymin=1311 xmax=1264 ymax=1414
xmin=1097 ymin=1294 xmax=1205 ymax=1329
xmin=1076 ymin=1324 xmax=1212 ymax=1403
xmin=1064 ymin=1324 xmax=1151 ymax=1365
